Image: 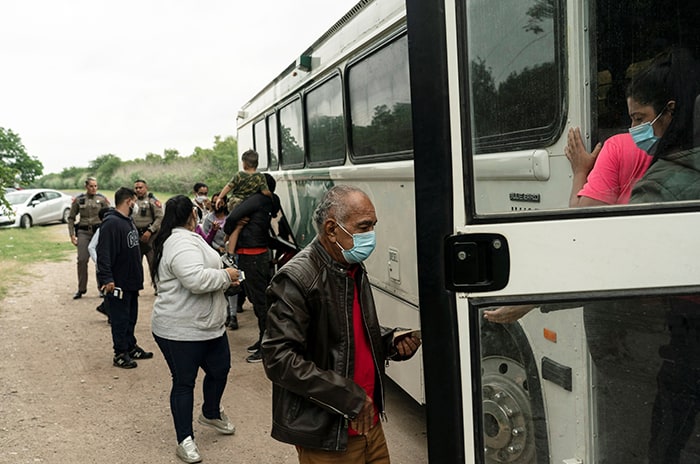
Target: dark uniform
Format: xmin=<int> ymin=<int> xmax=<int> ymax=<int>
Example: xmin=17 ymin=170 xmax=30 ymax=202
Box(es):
xmin=131 ymin=192 xmax=163 ymax=274
xmin=68 ymin=192 xmax=109 ymax=297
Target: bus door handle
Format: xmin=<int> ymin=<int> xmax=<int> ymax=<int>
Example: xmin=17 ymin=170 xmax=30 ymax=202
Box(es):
xmin=444 ymin=233 xmax=509 ymax=292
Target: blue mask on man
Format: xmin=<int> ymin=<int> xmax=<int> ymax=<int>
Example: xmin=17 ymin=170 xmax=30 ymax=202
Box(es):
xmin=335 ymin=222 xmax=376 ymax=263
xmin=629 ymin=108 xmax=665 ymax=153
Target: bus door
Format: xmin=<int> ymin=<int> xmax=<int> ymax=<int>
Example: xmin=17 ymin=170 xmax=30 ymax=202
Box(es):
xmin=406 ymin=0 xmax=700 ymax=463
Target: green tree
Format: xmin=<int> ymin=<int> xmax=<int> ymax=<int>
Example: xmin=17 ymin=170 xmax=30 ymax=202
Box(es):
xmin=163 ymin=149 xmax=180 ymax=163
xmin=88 ymin=154 xmax=122 ymax=187
xmin=0 ymin=127 xmax=43 ymax=186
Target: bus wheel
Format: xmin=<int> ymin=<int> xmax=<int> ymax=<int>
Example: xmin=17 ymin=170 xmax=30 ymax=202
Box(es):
xmin=482 ymin=356 xmax=536 ymax=464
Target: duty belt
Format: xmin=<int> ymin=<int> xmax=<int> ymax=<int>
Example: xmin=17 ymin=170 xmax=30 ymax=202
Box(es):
xmin=76 ymin=224 xmax=99 ymax=233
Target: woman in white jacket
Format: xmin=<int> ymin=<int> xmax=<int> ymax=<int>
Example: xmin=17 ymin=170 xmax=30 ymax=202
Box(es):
xmin=151 ymin=195 xmax=242 ymax=464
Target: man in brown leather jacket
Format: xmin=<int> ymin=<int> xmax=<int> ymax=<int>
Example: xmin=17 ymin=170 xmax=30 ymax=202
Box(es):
xmin=262 ymin=185 xmax=421 ymax=463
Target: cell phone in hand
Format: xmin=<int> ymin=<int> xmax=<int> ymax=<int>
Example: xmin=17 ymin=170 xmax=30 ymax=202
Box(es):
xmin=112 ymin=287 xmax=123 ymax=299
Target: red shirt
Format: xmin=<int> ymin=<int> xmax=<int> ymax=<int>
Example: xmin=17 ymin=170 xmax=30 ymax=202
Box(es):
xmin=347 ymin=265 xmax=378 ymax=436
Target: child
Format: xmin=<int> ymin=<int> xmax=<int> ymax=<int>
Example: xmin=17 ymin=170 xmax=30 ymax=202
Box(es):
xmin=216 ymin=149 xmax=271 ymax=256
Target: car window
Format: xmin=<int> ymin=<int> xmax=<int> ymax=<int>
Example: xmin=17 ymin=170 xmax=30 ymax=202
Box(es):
xmin=45 ymin=191 xmax=60 ymax=200
xmin=7 ymin=192 xmax=31 ymax=205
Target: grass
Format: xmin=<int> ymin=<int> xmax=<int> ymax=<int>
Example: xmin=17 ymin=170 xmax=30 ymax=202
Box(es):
xmin=0 ymin=224 xmax=74 ymax=299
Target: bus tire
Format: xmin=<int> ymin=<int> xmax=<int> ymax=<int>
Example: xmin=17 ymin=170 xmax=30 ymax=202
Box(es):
xmin=480 ymin=322 xmax=549 ymax=464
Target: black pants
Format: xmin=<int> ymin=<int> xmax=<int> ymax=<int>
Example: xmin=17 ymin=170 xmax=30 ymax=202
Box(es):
xmin=108 ymin=290 xmax=139 ymax=355
xmin=238 ymin=250 xmax=271 ymax=344
xmin=153 ymin=333 xmax=231 ymax=444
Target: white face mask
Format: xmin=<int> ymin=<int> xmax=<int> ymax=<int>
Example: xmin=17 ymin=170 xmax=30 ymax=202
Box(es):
xmin=196 ymin=195 xmax=208 ymax=204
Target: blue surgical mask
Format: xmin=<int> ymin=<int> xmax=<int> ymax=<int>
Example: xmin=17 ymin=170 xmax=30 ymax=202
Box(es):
xmin=629 ymin=109 xmax=664 ymax=153
xmin=335 ymin=222 xmax=376 ymax=263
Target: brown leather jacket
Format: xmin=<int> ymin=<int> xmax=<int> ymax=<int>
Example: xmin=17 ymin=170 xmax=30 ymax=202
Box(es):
xmin=262 ymin=237 xmax=400 ymax=451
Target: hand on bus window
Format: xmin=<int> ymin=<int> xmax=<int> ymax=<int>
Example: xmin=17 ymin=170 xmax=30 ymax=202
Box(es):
xmin=566 ymin=127 xmax=605 ymax=207
xmin=483 ymin=304 xmax=536 ymax=324
xmin=350 ymin=394 xmax=375 ymax=435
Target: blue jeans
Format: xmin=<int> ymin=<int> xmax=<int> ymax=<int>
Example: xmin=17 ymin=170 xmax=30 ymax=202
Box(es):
xmin=153 ymin=333 xmax=231 ymax=443
xmin=108 ymin=290 xmax=139 ymax=355
xmin=238 ymin=250 xmax=271 ymax=344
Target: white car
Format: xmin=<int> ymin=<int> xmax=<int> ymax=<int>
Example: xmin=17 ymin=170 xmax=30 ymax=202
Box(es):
xmin=0 ymin=188 xmax=74 ymax=228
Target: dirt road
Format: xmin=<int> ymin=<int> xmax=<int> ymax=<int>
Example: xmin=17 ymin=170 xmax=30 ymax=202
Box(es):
xmin=0 ymin=225 xmax=428 ymax=464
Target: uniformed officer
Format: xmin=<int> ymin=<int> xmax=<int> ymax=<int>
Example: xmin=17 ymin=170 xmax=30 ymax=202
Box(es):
xmin=68 ymin=177 xmax=110 ymax=299
xmin=132 ymin=179 xmax=163 ymax=275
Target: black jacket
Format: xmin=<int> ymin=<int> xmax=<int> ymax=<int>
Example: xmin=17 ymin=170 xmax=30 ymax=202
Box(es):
xmin=223 ymin=193 xmax=275 ymax=249
xmin=262 ymin=238 xmax=400 ymax=451
xmin=96 ymin=211 xmax=144 ymax=291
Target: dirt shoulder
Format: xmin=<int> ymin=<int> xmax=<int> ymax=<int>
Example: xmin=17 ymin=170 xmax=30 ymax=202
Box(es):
xmin=0 ymin=224 xmax=427 ymax=464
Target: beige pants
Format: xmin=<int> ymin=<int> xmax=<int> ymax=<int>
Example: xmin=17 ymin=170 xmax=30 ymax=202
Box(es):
xmin=296 ymin=422 xmax=390 ymax=464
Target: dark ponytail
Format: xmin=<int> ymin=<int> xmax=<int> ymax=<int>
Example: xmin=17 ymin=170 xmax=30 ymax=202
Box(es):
xmin=151 ymin=195 xmax=195 ymax=284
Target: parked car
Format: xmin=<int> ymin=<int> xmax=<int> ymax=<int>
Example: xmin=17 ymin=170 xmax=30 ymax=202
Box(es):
xmin=0 ymin=188 xmax=74 ymax=228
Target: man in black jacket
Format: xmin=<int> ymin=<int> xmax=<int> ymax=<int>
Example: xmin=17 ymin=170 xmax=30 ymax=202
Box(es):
xmin=97 ymin=187 xmax=153 ymax=369
xmin=223 ymin=178 xmax=277 ymax=363
xmin=261 ymin=185 xmax=421 ymax=463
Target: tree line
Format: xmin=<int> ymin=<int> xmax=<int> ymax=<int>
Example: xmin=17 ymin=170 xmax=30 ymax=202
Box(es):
xmin=0 ymin=127 xmax=238 ymax=203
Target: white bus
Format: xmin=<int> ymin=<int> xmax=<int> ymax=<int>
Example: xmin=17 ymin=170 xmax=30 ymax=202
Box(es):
xmin=237 ymin=0 xmax=700 ymax=462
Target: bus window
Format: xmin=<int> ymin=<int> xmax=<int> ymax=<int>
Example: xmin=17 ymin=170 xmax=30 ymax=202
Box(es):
xmin=467 ymin=0 xmax=564 ymax=153
xmin=254 ymin=119 xmax=269 ymax=170
xmin=279 ymin=98 xmax=305 ymax=168
xmin=268 ymin=113 xmax=279 ymax=170
xmin=348 ymin=34 xmax=413 ymax=161
xmin=237 ymin=125 xmax=254 ymax=160
xmin=306 ymin=75 xmax=345 ymax=166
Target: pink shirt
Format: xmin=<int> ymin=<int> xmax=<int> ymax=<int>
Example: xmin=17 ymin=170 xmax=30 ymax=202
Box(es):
xmin=578 ymin=132 xmax=652 ymax=204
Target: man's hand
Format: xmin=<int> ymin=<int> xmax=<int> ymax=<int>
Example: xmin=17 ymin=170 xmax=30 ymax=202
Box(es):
xmin=70 ymin=235 xmax=78 ymax=246
xmin=350 ymin=394 xmax=375 ymax=435
xmin=100 ymin=282 xmax=116 ymax=294
xmin=139 ymin=230 xmax=152 ymax=243
xmin=395 ymin=334 xmax=421 ymax=358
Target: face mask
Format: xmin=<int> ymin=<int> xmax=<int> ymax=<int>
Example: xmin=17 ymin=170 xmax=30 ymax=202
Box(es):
xmin=335 ymin=222 xmax=376 ymax=263
xmin=128 ymin=203 xmax=135 ymax=217
xmin=629 ymin=109 xmax=665 ymax=153
xmin=196 ymin=195 xmax=208 ymax=204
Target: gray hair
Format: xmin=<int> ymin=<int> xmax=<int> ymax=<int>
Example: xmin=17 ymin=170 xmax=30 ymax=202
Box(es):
xmin=312 ymin=185 xmax=365 ymax=230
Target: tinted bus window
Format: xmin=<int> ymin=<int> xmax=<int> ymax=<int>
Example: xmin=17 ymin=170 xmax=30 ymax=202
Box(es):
xmin=254 ymin=119 xmax=269 ymax=170
xmin=268 ymin=113 xmax=279 ymax=170
xmin=306 ymin=76 xmax=345 ymax=166
xmin=279 ymin=99 xmax=305 ymax=168
xmin=348 ymin=34 xmax=413 ymax=161
xmin=467 ymin=0 xmax=564 ymax=153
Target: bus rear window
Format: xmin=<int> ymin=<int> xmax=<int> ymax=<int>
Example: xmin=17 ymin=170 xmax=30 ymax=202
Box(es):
xmin=348 ymin=34 xmax=413 ymax=161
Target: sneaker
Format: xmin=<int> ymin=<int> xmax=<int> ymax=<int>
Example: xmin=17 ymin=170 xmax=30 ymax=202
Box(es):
xmin=176 ymin=436 xmax=202 ymax=463
xmin=129 ymin=345 xmax=154 ymax=360
xmin=246 ymin=341 xmax=261 ymax=353
xmin=113 ymin=352 xmax=137 ymax=369
xmin=246 ymin=350 xmax=263 ymax=364
xmin=227 ymin=316 xmax=239 ymax=330
xmin=197 ymin=408 xmax=235 ymax=435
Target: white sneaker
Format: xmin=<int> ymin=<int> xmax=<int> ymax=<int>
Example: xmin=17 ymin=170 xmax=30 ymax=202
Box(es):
xmin=197 ymin=407 xmax=236 ymax=435
xmin=176 ymin=436 xmax=202 ymax=463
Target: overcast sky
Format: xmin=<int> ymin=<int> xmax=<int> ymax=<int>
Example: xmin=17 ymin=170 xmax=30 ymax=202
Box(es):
xmin=0 ymin=0 xmax=359 ymax=175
